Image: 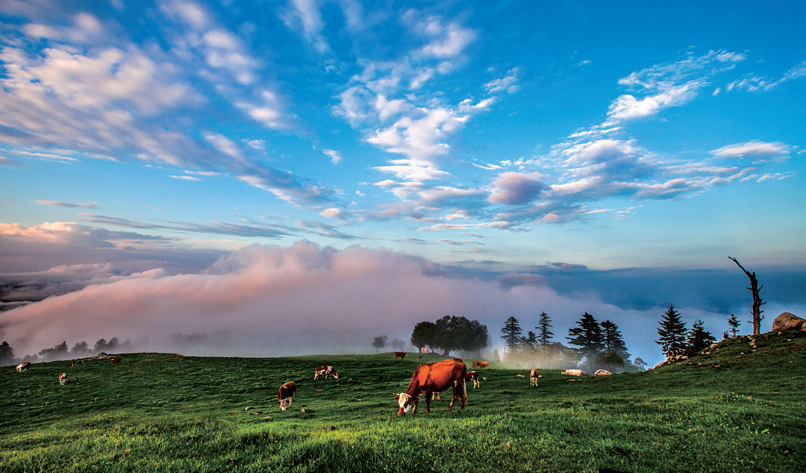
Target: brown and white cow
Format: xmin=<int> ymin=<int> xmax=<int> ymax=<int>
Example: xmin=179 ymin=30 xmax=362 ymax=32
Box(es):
xmin=278 ymin=382 xmax=296 ymax=411
xmin=314 ymin=366 xmax=338 ymax=380
xmin=394 ymin=358 xmax=468 ymax=416
xmin=529 ymin=368 xmax=541 ymax=387
xmin=71 ymin=360 xmax=83 ymax=367
xmin=110 ymin=357 xmax=121 ymax=367
xmin=394 ymin=352 xmax=407 ymax=360
xmin=471 ymin=361 xmax=489 ymax=369
xmin=16 ymin=361 xmax=31 ymax=373
xmin=466 ymin=370 xmax=480 ymax=389
xmin=59 ymin=372 xmax=67 ymax=386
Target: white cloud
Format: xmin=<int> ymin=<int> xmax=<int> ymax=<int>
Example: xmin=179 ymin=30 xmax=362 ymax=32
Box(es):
xmin=282 ymin=0 xmax=329 ymax=53
xmin=485 ymin=68 xmax=520 ymax=94
xmin=712 ymin=141 xmax=789 ymax=160
xmin=323 ymin=149 xmax=343 ymax=164
xmin=489 ymin=172 xmax=548 ymax=205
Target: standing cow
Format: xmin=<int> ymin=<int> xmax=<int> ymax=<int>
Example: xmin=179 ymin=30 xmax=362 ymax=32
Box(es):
xmin=278 ymin=382 xmax=297 ymax=411
xmin=394 ymin=352 xmax=407 ymax=360
xmin=16 ymin=362 xmax=31 ymax=372
xmin=59 ymin=373 xmax=67 ymax=386
xmin=529 ymin=368 xmax=541 ymax=387
xmin=314 ymin=366 xmax=338 ymax=380
xmin=394 ymin=358 xmax=468 ymax=416
xmin=466 ymin=370 xmax=480 ymax=389
xmin=110 ymin=357 xmax=121 ymax=367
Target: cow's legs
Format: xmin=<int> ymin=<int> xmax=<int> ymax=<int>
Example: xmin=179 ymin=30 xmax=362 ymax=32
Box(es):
xmin=424 ymin=391 xmax=432 ymax=413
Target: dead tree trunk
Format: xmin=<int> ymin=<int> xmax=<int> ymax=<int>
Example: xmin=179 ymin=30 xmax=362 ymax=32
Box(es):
xmin=729 ymin=256 xmax=766 ymax=335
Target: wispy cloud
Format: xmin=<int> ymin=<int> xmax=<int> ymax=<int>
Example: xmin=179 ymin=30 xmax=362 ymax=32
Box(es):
xmin=35 ymin=200 xmax=98 ymax=208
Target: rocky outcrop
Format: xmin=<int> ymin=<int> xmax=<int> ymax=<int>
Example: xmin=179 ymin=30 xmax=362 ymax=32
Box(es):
xmin=771 ymin=312 xmax=805 ymax=332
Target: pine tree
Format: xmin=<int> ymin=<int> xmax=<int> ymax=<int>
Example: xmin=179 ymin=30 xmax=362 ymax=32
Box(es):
xmin=500 ymin=316 xmax=523 ymax=352
xmin=523 ymin=331 xmax=537 ymax=349
xmin=536 ymin=312 xmax=554 ymax=345
xmin=687 ymin=320 xmax=716 ymax=354
xmin=727 ymin=314 xmax=741 ymax=338
xmin=0 ymin=341 xmax=15 ymax=366
xmin=567 ymin=312 xmax=604 ymax=360
xmin=656 ymin=304 xmax=687 ymax=355
xmin=601 ymin=320 xmax=630 ymax=360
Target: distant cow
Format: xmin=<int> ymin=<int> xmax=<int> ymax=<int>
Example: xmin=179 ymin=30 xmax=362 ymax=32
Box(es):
xmin=59 ymin=372 xmax=67 ymax=386
xmin=417 ymin=353 xmax=424 ymax=362
xmin=472 ymin=361 xmax=489 ymax=369
xmin=71 ymin=360 xmax=83 ymax=367
xmin=394 ymin=358 xmax=468 ymax=416
xmin=314 ymin=366 xmax=338 ymax=380
xmin=110 ymin=357 xmax=121 ymax=367
xmin=466 ymin=370 xmax=480 ymax=389
xmin=278 ymin=382 xmax=297 ymax=411
xmin=420 ymin=347 xmax=428 ymax=354
xmin=594 ymin=369 xmax=612 ymax=376
xmin=16 ymin=362 xmax=31 ymax=373
xmin=560 ymin=369 xmax=588 ymax=376
xmin=530 ymin=368 xmax=541 ymax=387
xmin=394 ymin=352 xmax=407 ymax=360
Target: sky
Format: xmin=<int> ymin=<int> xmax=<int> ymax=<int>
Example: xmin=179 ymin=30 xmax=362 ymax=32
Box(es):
xmin=0 ymin=0 xmax=804 ymax=365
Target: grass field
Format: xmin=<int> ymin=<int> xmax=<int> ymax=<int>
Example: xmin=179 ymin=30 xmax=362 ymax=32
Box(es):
xmin=2 ymin=330 xmax=805 ymax=473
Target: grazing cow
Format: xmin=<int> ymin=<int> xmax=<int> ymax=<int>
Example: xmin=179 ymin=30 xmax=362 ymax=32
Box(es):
xmin=110 ymin=357 xmax=121 ymax=367
xmin=71 ymin=360 xmax=83 ymax=367
xmin=420 ymin=347 xmax=428 ymax=354
xmin=417 ymin=353 xmax=423 ymax=362
xmin=530 ymin=368 xmax=541 ymax=387
xmin=278 ymin=382 xmax=297 ymax=411
xmin=560 ymin=369 xmax=588 ymax=376
xmin=314 ymin=366 xmax=338 ymax=380
xmin=466 ymin=370 xmax=480 ymax=389
xmin=394 ymin=358 xmax=468 ymax=416
xmin=59 ymin=373 xmax=67 ymax=386
xmin=394 ymin=352 xmax=407 ymax=360
xmin=16 ymin=361 xmax=31 ymax=373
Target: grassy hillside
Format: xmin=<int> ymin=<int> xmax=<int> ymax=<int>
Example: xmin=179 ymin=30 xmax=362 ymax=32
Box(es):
xmin=2 ymin=331 xmax=805 ymax=473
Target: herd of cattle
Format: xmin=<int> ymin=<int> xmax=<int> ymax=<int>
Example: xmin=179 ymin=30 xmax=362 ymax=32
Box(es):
xmin=14 ymin=352 xmax=588 ymax=415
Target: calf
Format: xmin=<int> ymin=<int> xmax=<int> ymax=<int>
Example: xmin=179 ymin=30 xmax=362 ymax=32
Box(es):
xmin=314 ymin=366 xmax=338 ymax=380
xmin=394 ymin=352 xmax=407 ymax=360
xmin=530 ymin=368 xmax=541 ymax=387
xmin=394 ymin=358 xmax=467 ymax=416
xmin=466 ymin=370 xmax=480 ymax=389
xmin=59 ymin=372 xmax=67 ymax=386
xmin=278 ymin=382 xmax=296 ymax=411
xmin=16 ymin=361 xmax=31 ymax=372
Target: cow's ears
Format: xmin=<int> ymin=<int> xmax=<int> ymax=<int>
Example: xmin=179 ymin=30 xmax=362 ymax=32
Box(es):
xmin=394 ymin=394 xmax=400 ymax=401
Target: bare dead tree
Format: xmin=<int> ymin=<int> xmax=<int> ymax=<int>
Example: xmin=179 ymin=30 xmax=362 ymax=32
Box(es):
xmin=729 ymin=256 xmax=766 ymax=335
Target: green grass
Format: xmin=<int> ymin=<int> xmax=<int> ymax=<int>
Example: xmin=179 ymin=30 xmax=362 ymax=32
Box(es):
xmin=2 ymin=332 xmax=805 ymax=473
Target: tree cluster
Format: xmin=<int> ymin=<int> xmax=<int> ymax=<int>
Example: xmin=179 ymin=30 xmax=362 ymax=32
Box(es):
xmin=497 ymin=312 xmax=642 ymax=372
xmin=655 ymin=304 xmax=716 ymax=358
xmin=0 ymin=337 xmax=132 ymax=366
xmin=410 ymin=315 xmax=489 ymax=357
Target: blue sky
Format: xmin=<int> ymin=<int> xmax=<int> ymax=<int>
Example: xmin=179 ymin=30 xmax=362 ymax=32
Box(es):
xmin=1 ymin=0 xmax=804 ymax=363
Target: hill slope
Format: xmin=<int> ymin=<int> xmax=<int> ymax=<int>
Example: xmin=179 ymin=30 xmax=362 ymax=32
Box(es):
xmin=2 ymin=331 xmax=805 ymax=473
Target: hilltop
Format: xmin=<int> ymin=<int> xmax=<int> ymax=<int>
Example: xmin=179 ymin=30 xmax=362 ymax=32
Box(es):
xmin=1 ymin=330 xmax=804 ymax=473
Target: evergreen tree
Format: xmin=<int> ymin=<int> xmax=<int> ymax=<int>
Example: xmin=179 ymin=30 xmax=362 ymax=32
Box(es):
xmin=656 ymin=305 xmax=687 ymax=354
xmin=0 ymin=341 xmax=15 ymax=366
xmin=567 ymin=312 xmax=604 ymax=360
xmin=500 ymin=316 xmax=523 ymax=352
xmin=536 ymin=312 xmax=554 ymax=345
xmin=601 ymin=320 xmax=630 ymax=361
xmin=523 ymin=331 xmax=537 ymax=349
xmin=727 ymin=314 xmax=741 ymax=338
xmin=687 ymin=320 xmax=716 ymax=354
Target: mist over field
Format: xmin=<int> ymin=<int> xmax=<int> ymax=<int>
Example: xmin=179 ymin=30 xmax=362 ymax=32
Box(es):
xmin=2 ymin=241 xmax=803 ymax=365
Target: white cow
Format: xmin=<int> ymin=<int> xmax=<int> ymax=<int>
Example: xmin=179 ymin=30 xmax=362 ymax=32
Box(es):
xmin=59 ymin=372 xmax=67 ymax=386
xmin=16 ymin=362 xmax=31 ymax=372
xmin=560 ymin=369 xmax=588 ymax=376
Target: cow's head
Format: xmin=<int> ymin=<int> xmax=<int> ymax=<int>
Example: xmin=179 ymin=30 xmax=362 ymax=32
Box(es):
xmin=279 ymin=399 xmax=288 ymax=411
xmin=394 ymin=393 xmax=413 ymax=416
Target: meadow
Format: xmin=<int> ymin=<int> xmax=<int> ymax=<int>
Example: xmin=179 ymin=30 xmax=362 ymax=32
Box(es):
xmin=2 ymin=331 xmax=804 ymax=473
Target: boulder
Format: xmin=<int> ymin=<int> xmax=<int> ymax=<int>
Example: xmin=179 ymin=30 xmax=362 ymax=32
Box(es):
xmin=771 ymin=312 xmax=805 ymax=332
xmin=593 ymin=369 xmax=612 ymax=376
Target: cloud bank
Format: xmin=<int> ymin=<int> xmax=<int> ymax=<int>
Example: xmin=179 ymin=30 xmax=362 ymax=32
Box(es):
xmin=4 ymin=241 xmax=794 ymax=366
